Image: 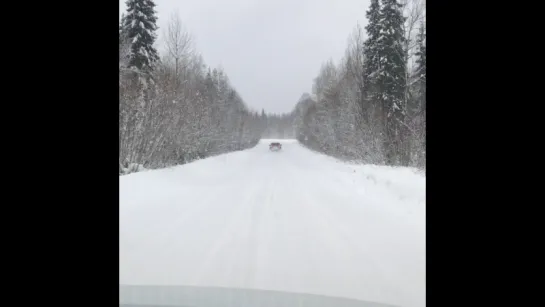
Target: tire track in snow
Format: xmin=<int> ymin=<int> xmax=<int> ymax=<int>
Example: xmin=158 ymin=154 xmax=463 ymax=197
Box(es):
xmin=189 ymin=150 xmax=272 ymax=288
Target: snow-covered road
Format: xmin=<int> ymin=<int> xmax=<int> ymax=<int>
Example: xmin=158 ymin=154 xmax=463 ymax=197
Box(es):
xmin=120 ymin=139 xmax=426 ymax=307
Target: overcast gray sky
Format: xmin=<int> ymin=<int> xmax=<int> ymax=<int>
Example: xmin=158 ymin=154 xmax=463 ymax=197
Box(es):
xmin=120 ymin=0 xmax=370 ymax=114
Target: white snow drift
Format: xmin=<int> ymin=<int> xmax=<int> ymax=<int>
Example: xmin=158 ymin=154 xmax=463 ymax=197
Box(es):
xmin=120 ymin=139 xmax=426 ymax=307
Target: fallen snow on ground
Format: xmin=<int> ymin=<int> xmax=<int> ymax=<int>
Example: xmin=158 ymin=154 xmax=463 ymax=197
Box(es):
xmin=120 ymin=139 xmax=425 ymax=307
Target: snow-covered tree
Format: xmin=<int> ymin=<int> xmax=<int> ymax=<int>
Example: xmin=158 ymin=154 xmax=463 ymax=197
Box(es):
xmin=363 ymin=0 xmax=382 ymax=106
xmin=119 ymin=14 xmax=131 ymax=74
xmin=414 ymin=20 xmax=426 ymax=108
xmin=410 ymin=20 xmax=426 ymax=167
xmin=121 ymin=0 xmax=160 ymax=72
xmin=377 ymin=0 xmax=409 ymax=165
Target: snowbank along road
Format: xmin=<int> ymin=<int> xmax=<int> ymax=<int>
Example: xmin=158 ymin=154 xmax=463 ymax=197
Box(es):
xmin=120 ymin=139 xmax=426 ymax=307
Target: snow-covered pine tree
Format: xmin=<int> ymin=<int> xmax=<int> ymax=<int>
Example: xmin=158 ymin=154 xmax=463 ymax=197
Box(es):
xmin=363 ymin=0 xmax=382 ymax=110
xmin=122 ymin=0 xmax=160 ymax=73
xmin=377 ymin=0 xmax=409 ymax=165
xmin=362 ymin=0 xmax=388 ymax=162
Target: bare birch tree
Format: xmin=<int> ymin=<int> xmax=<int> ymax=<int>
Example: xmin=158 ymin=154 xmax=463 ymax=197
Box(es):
xmin=164 ymin=12 xmax=194 ymax=99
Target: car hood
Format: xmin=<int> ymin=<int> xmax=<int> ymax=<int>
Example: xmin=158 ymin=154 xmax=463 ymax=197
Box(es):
xmin=120 ymin=285 xmax=399 ymax=307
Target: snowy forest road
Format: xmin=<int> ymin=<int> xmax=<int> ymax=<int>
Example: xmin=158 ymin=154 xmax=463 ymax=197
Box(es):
xmin=120 ymin=139 xmax=426 ymax=307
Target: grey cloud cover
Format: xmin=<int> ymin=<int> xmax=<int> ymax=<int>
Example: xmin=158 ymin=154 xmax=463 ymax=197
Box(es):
xmin=120 ymin=0 xmax=370 ymax=114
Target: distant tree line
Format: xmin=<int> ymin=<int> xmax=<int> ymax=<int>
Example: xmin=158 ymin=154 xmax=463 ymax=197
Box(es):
xmin=293 ymin=0 xmax=426 ymax=168
xmin=259 ymin=109 xmax=297 ymax=139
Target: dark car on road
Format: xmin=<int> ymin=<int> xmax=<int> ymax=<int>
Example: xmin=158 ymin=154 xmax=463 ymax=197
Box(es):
xmin=269 ymin=142 xmax=282 ymax=151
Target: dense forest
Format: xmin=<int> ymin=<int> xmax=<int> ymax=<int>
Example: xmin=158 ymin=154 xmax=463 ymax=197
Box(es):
xmin=119 ymin=0 xmax=425 ymax=174
xmin=119 ymin=0 xmax=268 ymax=174
xmin=293 ymin=0 xmax=426 ymax=168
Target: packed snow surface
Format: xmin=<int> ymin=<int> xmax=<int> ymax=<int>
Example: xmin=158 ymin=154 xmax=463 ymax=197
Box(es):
xmin=120 ymin=139 xmax=426 ymax=307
